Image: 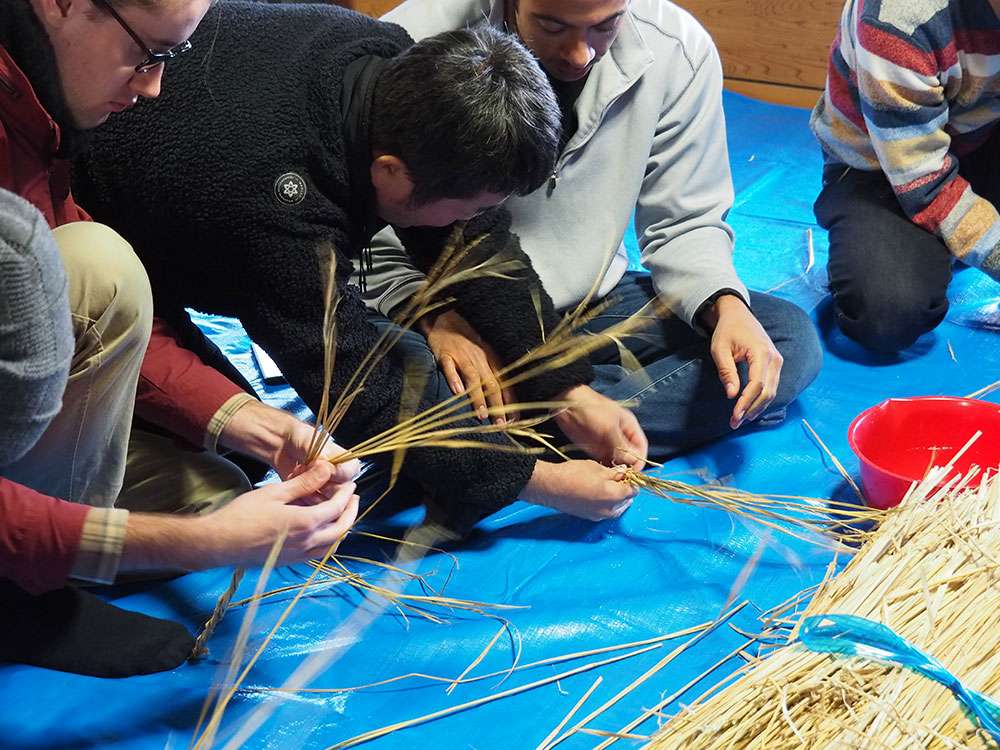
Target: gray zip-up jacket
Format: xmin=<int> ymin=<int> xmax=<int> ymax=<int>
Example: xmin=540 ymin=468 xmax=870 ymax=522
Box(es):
xmin=356 ymin=0 xmax=749 ymax=328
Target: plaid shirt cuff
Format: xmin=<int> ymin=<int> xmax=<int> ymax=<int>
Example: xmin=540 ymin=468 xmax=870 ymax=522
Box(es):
xmin=69 ymin=506 xmax=130 ymax=585
xmin=204 ymin=393 xmax=257 ymax=453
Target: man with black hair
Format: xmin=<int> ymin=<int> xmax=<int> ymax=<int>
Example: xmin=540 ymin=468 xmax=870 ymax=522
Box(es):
xmin=77 ymin=2 xmax=646 ymax=535
xmin=362 ymin=0 xmax=824 ymax=460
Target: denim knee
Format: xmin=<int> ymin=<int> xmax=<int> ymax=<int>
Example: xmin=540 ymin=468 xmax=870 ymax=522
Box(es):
xmin=392 ymin=328 xmax=439 ymax=376
xmin=771 ymin=302 xmax=823 ymax=408
xmin=750 ymin=294 xmax=822 ymax=409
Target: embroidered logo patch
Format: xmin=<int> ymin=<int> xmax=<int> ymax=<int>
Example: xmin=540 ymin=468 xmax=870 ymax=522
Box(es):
xmin=274 ymin=172 xmax=307 ymax=205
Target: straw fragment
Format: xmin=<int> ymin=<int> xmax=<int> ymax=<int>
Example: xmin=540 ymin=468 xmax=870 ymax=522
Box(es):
xmin=326 ymin=644 xmax=664 ymax=750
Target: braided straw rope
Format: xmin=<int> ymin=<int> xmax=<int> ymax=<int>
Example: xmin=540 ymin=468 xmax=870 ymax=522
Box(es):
xmin=190 ymin=568 xmax=246 ymax=660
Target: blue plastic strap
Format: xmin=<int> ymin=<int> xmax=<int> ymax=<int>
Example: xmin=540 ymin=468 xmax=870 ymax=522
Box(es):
xmin=800 ymin=613 xmax=1000 ymax=745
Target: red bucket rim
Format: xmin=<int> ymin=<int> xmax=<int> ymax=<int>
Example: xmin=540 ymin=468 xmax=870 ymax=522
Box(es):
xmin=847 ymin=396 xmax=999 ymax=487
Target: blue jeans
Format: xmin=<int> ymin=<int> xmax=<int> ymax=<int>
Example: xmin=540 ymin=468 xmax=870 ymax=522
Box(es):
xmin=369 ymin=273 xmax=822 ymax=465
xmin=580 ymin=273 xmax=822 ymax=459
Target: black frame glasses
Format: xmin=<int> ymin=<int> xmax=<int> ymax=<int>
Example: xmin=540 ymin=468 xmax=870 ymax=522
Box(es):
xmin=92 ymin=0 xmax=193 ymax=74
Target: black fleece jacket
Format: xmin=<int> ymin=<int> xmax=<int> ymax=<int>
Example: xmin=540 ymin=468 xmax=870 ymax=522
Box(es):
xmin=74 ymin=1 xmax=593 ymax=531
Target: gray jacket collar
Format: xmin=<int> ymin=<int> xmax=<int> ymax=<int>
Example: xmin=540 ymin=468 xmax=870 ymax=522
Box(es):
xmin=487 ymin=0 xmax=654 ymax=155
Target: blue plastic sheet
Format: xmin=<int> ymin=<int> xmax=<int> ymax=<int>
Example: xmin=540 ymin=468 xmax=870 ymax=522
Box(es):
xmin=2 ymin=92 xmax=999 ymax=749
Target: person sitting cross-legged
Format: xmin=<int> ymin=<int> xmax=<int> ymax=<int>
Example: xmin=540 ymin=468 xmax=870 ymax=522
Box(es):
xmin=360 ymin=0 xmax=823 ymax=463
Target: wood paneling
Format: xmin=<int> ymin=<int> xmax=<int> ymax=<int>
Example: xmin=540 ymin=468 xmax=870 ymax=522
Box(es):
xmin=343 ymin=0 xmax=400 ymax=17
xmin=675 ymin=0 xmax=842 ymax=97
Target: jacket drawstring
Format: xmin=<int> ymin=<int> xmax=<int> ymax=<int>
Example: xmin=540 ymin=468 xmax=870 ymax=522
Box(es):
xmin=358 ymin=243 xmax=373 ymax=294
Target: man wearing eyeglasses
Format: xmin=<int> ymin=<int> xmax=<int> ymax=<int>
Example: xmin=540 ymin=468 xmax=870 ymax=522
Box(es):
xmin=0 ymin=0 xmax=361 ymax=678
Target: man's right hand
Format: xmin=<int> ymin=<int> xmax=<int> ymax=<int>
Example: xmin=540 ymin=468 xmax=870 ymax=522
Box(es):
xmin=419 ymin=309 xmax=513 ymax=424
xmin=122 ymin=462 xmax=359 ymax=572
xmin=199 ymin=462 xmax=359 ymax=567
xmin=522 ymin=459 xmax=637 ymax=521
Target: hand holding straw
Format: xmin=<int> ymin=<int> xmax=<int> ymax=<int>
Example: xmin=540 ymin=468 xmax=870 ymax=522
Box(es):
xmin=621 ymin=465 xmax=887 ymax=548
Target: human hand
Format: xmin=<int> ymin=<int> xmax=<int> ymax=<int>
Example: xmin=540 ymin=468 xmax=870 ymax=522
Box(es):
xmin=419 ymin=309 xmax=514 ymax=424
xmin=197 ymin=462 xmax=359 ymax=568
xmin=522 ymin=459 xmax=637 ymax=521
xmin=219 ymin=399 xmax=361 ymax=482
xmin=553 ymin=385 xmax=647 ymax=470
xmin=703 ymin=295 xmax=783 ymax=429
xmin=271 ymin=413 xmax=361 ymax=484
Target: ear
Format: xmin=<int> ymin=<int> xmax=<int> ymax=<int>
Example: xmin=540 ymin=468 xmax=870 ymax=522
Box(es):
xmin=32 ymin=0 xmax=77 ymax=26
xmin=369 ymin=154 xmax=414 ymax=204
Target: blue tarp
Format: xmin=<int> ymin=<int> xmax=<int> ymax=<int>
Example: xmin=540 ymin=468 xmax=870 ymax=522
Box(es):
xmin=2 ymin=92 xmax=998 ymax=750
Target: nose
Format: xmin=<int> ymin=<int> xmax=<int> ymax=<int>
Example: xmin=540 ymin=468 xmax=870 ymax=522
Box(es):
xmin=561 ymin=37 xmax=595 ymax=70
xmin=129 ymin=65 xmax=164 ymax=99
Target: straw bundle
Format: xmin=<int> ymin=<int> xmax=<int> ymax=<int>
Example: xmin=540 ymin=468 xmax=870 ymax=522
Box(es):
xmin=647 ymin=465 xmax=1000 ymax=750
xmin=624 ymin=469 xmax=887 ymax=549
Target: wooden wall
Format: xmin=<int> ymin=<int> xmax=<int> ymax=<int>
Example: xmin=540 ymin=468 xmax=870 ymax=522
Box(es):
xmin=675 ymin=0 xmax=842 ymax=108
xmin=343 ymin=0 xmax=400 ymax=18
xmin=335 ymin=0 xmax=844 ymax=108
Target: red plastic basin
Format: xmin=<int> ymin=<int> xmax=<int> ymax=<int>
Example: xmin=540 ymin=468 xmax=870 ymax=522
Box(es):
xmin=847 ymin=397 xmax=1000 ymax=509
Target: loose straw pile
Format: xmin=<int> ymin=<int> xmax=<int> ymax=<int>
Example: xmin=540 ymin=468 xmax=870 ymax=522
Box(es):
xmin=647 ymin=463 xmax=1000 ymax=749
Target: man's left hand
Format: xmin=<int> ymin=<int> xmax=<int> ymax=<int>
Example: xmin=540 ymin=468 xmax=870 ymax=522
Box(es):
xmin=219 ymin=399 xmax=361 ymax=483
xmin=554 ymin=385 xmax=648 ymax=470
xmin=702 ymin=295 xmax=783 ymax=430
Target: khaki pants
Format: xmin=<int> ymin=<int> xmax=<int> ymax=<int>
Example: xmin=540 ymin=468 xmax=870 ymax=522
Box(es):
xmin=3 ymin=222 xmax=249 ymax=514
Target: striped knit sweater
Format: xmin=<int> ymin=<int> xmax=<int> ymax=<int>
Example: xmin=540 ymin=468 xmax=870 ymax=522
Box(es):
xmin=811 ymin=0 xmax=1000 ymax=279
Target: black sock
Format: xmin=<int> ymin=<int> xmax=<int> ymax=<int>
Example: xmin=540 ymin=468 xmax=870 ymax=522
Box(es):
xmin=0 ymin=580 xmax=195 ymax=678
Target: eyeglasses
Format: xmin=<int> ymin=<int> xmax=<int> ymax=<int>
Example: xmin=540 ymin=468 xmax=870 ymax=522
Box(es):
xmin=92 ymin=0 xmax=193 ymax=74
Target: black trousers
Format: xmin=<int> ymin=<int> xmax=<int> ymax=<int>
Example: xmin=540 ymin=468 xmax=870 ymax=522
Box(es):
xmin=814 ymin=127 xmax=1000 ymax=353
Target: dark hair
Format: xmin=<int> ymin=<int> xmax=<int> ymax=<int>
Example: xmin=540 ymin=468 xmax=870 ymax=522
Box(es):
xmin=371 ymin=25 xmax=561 ymax=205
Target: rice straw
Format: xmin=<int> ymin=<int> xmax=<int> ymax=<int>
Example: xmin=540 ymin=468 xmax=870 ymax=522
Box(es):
xmin=248 ymin=622 xmax=713 ymax=695
xmin=801 ymin=419 xmax=865 ymax=502
xmin=542 ymin=602 xmax=749 ymax=749
xmin=966 ymin=379 xmax=1000 ymax=400
xmin=446 ymin=623 xmax=509 ymax=695
xmin=534 ymin=676 xmax=603 ymax=750
xmin=624 ymin=468 xmax=886 ymax=549
xmin=595 ymin=640 xmax=761 ymax=750
xmin=325 ymin=644 xmax=664 ymax=750
xmin=649 ymin=466 xmax=1000 ymax=749
xmin=190 ymin=529 xmax=287 ymax=750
